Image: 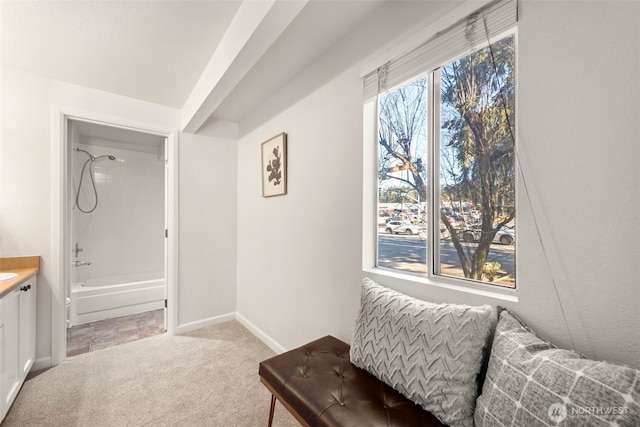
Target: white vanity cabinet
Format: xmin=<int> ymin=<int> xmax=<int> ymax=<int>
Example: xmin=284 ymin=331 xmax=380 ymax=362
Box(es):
xmin=18 ymin=278 xmax=36 ymax=378
xmin=2 ymin=286 xmax=20 ymax=420
xmin=0 ymin=295 xmax=4 ymax=419
xmin=1 ymin=276 xmax=36 ymax=421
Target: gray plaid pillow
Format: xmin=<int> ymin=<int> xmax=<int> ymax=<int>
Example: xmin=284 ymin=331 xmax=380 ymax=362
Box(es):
xmin=350 ymin=278 xmax=493 ymax=427
xmin=475 ymin=308 xmax=640 ymax=426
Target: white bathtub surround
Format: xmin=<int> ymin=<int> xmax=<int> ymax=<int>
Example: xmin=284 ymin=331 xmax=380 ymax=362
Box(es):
xmin=70 ymin=272 xmax=164 ymax=325
xmin=72 ymin=142 xmax=165 ymax=283
xmin=68 ymin=130 xmax=166 ymax=327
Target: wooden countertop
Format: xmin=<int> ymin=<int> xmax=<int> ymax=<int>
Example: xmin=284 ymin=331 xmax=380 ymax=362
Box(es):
xmin=0 ymin=256 xmax=40 ymax=297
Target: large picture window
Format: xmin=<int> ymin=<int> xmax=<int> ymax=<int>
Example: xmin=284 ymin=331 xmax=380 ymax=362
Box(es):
xmin=368 ymin=0 xmax=517 ymax=288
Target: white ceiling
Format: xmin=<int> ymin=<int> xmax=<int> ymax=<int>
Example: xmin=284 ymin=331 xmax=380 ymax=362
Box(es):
xmin=1 ymin=0 xmax=389 ymax=131
xmin=1 ymin=1 xmax=241 ymax=109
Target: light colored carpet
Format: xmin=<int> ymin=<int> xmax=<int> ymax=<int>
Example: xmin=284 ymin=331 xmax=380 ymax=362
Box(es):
xmin=3 ymin=320 xmax=299 ymax=426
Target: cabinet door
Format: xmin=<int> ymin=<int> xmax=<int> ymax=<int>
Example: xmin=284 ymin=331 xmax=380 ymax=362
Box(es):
xmin=19 ymin=278 xmax=36 ymax=377
xmin=0 ymin=324 xmax=4 ymax=420
xmin=2 ymin=288 xmax=20 ymax=412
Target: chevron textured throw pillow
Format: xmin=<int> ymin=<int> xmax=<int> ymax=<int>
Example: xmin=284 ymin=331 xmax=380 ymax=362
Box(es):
xmin=474 ymin=308 xmax=640 ymax=427
xmin=350 ymin=278 xmax=493 ymax=427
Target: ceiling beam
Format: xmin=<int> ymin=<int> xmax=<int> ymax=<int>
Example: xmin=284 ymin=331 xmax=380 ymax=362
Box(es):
xmin=181 ymin=0 xmax=308 ymax=133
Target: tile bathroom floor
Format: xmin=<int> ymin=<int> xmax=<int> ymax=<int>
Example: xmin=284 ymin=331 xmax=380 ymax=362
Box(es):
xmin=66 ymin=309 xmax=165 ymax=357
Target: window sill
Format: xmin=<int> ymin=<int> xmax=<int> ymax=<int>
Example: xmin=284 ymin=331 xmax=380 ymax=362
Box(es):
xmin=362 ymin=267 xmax=518 ymax=303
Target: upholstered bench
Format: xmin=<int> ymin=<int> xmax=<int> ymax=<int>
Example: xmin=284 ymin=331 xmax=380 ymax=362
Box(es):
xmin=259 ymin=334 xmax=443 ymax=427
xmin=259 ymin=279 xmax=640 ymax=427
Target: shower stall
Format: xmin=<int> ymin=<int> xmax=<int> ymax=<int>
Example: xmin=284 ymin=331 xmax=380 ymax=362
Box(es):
xmin=67 ymin=119 xmax=166 ymax=326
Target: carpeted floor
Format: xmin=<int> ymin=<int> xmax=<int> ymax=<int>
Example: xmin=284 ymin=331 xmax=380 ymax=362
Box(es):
xmin=3 ymin=320 xmax=299 ymax=426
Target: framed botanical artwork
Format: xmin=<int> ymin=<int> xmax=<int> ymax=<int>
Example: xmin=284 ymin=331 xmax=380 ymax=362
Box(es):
xmin=261 ymin=132 xmax=287 ymax=197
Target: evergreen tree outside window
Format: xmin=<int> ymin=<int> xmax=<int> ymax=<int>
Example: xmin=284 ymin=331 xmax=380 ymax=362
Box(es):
xmin=371 ymin=3 xmax=517 ymax=287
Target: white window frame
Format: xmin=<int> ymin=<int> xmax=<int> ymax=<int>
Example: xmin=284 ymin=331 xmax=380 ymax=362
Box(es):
xmin=362 ymin=1 xmax=518 ymax=301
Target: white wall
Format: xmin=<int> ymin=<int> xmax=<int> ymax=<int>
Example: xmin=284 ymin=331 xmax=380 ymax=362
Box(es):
xmin=0 ymin=67 xmax=237 ymax=366
xmin=236 ymin=0 xmax=457 ymax=350
xmin=236 ymin=66 xmax=365 ymax=351
xmin=177 ymin=131 xmax=237 ymax=329
xmin=236 ymin=0 xmax=640 ymax=368
xmin=0 ymin=67 xmax=178 ymax=365
xmin=1 ymin=0 xmax=636 ymax=371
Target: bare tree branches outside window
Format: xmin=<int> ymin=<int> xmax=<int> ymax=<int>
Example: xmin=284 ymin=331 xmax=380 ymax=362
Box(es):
xmin=376 ymin=34 xmax=516 ymax=286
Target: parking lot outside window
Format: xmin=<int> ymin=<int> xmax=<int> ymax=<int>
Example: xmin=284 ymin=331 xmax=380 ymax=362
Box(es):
xmin=366 ymin=0 xmax=517 ymax=288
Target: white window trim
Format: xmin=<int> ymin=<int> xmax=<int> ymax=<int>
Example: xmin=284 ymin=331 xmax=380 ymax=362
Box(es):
xmin=362 ymin=94 xmax=518 ymax=302
xmin=361 ymin=1 xmax=519 ymax=301
xmin=364 ymin=267 xmax=518 ymax=303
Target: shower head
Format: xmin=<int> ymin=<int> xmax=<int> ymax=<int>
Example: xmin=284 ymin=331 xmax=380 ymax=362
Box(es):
xmin=95 ymin=154 xmax=117 ymax=161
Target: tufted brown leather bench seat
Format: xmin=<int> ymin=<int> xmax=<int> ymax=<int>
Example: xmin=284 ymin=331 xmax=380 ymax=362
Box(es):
xmin=259 ymin=335 xmax=443 ymax=427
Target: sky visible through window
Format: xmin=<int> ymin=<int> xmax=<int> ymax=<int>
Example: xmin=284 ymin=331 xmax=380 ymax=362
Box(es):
xmin=376 ymin=34 xmax=516 ymax=287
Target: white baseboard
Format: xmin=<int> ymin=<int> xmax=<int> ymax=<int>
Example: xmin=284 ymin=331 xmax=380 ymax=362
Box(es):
xmin=235 ymin=312 xmax=286 ymax=354
xmin=32 ymin=356 xmax=52 ymax=373
xmin=174 ymin=312 xmax=236 ymax=335
xmin=49 ymin=312 xmax=283 ymax=370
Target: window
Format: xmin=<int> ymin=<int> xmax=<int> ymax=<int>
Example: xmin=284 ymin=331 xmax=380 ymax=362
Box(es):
xmin=367 ymin=0 xmax=517 ymax=288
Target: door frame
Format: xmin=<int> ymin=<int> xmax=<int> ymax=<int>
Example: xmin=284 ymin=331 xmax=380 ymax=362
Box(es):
xmin=51 ymin=106 xmax=179 ymax=366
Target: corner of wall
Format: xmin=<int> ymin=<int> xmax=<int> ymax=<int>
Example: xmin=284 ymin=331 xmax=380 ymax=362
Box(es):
xmin=235 ymin=312 xmax=287 ymax=354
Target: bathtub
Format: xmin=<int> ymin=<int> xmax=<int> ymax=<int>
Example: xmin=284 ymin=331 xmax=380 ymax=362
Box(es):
xmin=70 ymin=272 xmax=165 ymax=326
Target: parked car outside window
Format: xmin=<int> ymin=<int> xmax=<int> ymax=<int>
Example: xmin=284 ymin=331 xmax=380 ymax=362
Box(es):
xmin=385 ymin=221 xmax=422 ymax=236
xmin=462 ymin=226 xmax=515 ymax=245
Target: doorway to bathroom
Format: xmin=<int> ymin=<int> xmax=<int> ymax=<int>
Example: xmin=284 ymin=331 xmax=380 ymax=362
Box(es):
xmin=51 ymin=110 xmax=178 ymax=364
xmin=66 ymin=119 xmax=168 ymax=356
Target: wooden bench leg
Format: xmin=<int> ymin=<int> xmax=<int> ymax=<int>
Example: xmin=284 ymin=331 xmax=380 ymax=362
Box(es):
xmin=261 ymin=377 xmax=310 ymax=426
xmin=268 ymin=394 xmax=276 ymax=427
